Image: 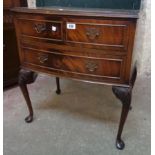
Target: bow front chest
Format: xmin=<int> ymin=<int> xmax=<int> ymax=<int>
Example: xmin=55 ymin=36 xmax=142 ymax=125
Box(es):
xmin=12 ymin=7 xmax=138 ymax=150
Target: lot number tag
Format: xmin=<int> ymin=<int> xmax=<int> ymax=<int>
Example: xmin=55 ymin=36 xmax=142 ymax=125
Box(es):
xmin=67 ymin=23 xmax=76 ymax=29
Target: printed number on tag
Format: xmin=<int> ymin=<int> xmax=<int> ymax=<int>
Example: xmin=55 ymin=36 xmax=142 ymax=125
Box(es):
xmin=67 ymin=23 xmax=76 ymax=29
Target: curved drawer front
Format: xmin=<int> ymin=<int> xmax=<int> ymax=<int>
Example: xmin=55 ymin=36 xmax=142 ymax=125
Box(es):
xmin=22 ymin=48 xmax=125 ymax=81
xmin=66 ymin=20 xmax=129 ymax=50
xmin=17 ymin=18 xmax=63 ymax=41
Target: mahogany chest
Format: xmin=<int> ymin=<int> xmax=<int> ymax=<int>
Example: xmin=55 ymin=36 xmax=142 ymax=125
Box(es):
xmin=12 ymin=7 xmax=138 ymax=150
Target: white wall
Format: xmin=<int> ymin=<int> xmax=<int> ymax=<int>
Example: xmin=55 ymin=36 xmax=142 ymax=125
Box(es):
xmin=133 ymin=0 xmax=151 ymax=77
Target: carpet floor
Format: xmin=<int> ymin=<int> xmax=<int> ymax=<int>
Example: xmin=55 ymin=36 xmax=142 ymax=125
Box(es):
xmin=4 ymin=74 xmax=151 ymax=155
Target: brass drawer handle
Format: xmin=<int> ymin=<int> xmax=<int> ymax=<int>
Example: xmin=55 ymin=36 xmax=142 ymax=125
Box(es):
xmin=85 ymin=61 xmax=98 ymax=72
xmin=38 ymin=53 xmax=48 ymax=64
xmin=86 ymin=28 xmax=100 ymax=40
xmin=34 ymin=23 xmax=46 ymax=33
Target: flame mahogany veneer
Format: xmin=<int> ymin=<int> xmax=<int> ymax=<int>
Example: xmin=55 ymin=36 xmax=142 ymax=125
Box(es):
xmin=12 ymin=7 xmax=138 ymax=150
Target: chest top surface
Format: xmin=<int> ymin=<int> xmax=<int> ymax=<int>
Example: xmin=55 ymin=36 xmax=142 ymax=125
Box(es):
xmin=12 ymin=7 xmax=139 ymax=18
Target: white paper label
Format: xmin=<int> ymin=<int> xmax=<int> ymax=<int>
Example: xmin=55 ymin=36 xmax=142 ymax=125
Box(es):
xmin=52 ymin=26 xmax=57 ymax=32
xmin=27 ymin=0 xmax=36 ymax=8
xmin=67 ymin=23 xmax=76 ymax=29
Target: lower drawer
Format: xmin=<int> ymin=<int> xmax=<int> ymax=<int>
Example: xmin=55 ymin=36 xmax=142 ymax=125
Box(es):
xmin=22 ymin=47 xmax=126 ymax=81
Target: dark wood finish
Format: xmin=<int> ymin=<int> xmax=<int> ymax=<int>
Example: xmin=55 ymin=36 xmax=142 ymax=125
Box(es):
xmin=112 ymin=65 xmax=137 ymax=150
xmin=3 ymin=28 xmax=20 ymax=87
xmin=12 ymin=7 xmax=139 ymax=18
xmin=3 ymin=0 xmax=27 ymax=87
xmin=4 ymin=0 xmax=20 ymax=8
xmin=18 ymin=69 xmax=38 ymax=123
xmin=17 ymin=18 xmax=63 ymax=40
xmin=13 ymin=10 xmax=137 ymax=86
xmin=22 ymin=47 xmax=125 ymax=83
xmin=12 ymin=7 xmax=138 ymax=150
xmin=20 ymin=0 xmax=27 ymax=7
xmin=66 ymin=20 xmax=129 ymax=50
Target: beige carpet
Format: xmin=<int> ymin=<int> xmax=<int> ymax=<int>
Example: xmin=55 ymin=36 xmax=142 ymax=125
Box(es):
xmin=4 ymin=74 xmax=151 ymax=155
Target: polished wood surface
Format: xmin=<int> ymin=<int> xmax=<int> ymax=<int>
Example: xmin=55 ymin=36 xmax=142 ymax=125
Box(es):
xmin=3 ymin=28 xmax=20 ymax=87
xmin=3 ymin=0 xmax=20 ymax=87
xmin=4 ymin=0 xmax=20 ymax=8
xmin=13 ymin=8 xmax=137 ymax=86
xmin=12 ymin=7 xmax=139 ymax=18
xmin=18 ymin=69 xmax=38 ymax=123
xmin=112 ymin=66 xmax=137 ymax=150
xmin=3 ymin=0 xmax=27 ymax=87
xmin=22 ymin=47 xmax=124 ymax=83
xmin=65 ymin=19 xmax=129 ymax=49
xmin=18 ymin=18 xmax=63 ymax=40
xmin=12 ymin=7 xmax=138 ymax=150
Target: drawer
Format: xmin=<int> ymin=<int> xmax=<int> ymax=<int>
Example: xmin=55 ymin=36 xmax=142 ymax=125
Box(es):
xmin=17 ymin=18 xmax=63 ymax=41
xmin=66 ymin=20 xmax=129 ymax=50
xmin=22 ymin=47 xmax=125 ymax=80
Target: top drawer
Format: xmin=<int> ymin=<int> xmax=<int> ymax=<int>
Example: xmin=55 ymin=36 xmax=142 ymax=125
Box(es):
xmin=17 ymin=18 xmax=63 ymax=41
xmin=66 ymin=19 xmax=130 ymax=50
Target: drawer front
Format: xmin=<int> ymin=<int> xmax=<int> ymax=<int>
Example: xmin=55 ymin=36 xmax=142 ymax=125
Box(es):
xmin=66 ymin=20 xmax=129 ymax=50
xmin=22 ymin=48 xmax=125 ymax=81
xmin=17 ymin=18 xmax=63 ymax=41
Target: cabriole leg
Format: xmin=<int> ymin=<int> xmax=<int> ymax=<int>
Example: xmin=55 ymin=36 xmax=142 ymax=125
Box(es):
xmin=112 ymin=66 xmax=137 ymax=150
xmin=112 ymin=86 xmax=132 ymax=150
xmin=18 ymin=69 xmax=38 ymax=123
